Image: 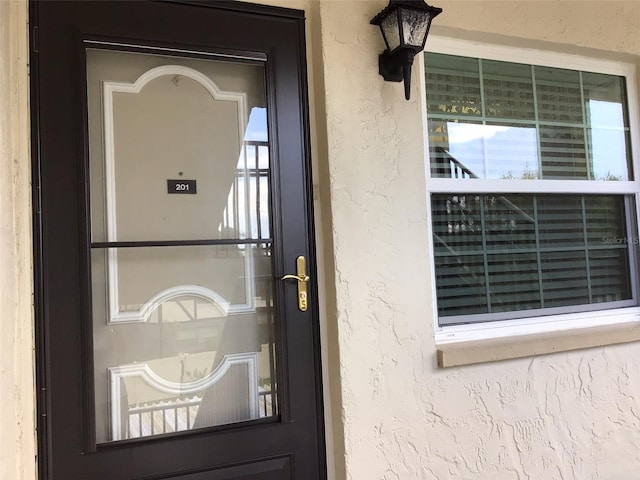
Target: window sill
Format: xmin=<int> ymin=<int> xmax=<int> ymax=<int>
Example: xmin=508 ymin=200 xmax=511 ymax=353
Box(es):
xmin=437 ymin=321 xmax=640 ymax=368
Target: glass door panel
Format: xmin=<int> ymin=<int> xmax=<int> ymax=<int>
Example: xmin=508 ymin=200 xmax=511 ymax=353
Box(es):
xmin=86 ymin=49 xmax=276 ymax=443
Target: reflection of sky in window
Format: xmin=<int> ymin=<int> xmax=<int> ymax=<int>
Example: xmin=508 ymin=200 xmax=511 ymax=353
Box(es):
xmin=446 ymin=123 xmax=538 ymax=179
xmin=243 ymin=107 xmax=269 ymax=170
xmin=244 ymin=107 xmax=268 ymax=142
xmin=589 ymin=100 xmax=628 ymax=180
xmin=445 ymin=101 xmax=630 ymax=181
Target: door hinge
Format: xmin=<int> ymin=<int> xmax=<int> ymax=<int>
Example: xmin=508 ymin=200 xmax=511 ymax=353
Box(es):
xmin=32 ymin=26 xmax=39 ymax=53
xmin=39 ymin=386 xmax=47 ymax=417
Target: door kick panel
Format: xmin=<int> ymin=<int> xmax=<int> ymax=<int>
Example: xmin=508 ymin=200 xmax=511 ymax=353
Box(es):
xmin=151 ymin=457 xmax=292 ymax=480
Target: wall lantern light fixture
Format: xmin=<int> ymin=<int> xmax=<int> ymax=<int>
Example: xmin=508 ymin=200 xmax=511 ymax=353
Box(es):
xmin=370 ymin=0 xmax=442 ymax=100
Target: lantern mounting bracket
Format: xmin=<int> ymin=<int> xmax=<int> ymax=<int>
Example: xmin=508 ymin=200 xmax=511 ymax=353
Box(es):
xmin=378 ymin=49 xmax=415 ymax=100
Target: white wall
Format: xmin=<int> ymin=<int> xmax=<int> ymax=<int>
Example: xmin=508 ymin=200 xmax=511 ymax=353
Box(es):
xmin=316 ymin=0 xmax=640 ymax=478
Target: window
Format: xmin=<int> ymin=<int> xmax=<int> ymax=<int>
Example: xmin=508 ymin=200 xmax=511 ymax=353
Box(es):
xmin=423 ymin=40 xmax=640 ymax=340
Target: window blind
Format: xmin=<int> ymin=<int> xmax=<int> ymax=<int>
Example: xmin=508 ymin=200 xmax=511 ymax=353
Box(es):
xmin=432 ymin=193 xmax=632 ymax=324
xmin=425 ymin=53 xmax=632 ymax=182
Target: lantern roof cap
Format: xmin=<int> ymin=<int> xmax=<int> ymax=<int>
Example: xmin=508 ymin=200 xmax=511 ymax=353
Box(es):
xmin=370 ymin=0 xmax=442 ymax=26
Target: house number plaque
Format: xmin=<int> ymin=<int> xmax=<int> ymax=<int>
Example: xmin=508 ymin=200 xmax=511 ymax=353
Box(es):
xmin=167 ymin=179 xmax=197 ymax=194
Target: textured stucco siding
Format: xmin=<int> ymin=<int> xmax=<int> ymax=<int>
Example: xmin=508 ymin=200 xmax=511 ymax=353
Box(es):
xmin=317 ymin=1 xmax=640 ymax=479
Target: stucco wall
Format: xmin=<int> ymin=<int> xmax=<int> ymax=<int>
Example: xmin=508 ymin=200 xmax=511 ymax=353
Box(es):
xmin=318 ymin=0 xmax=640 ymax=479
xmin=0 ymin=1 xmax=36 ymax=479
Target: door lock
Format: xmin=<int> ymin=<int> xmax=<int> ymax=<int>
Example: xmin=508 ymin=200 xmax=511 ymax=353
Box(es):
xmin=281 ymin=256 xmax=309 ymax=311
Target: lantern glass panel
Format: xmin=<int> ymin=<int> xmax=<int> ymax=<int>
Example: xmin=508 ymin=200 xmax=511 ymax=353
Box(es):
xmin=381 ymin=11 xmax=401 ymax=51
xmin=400 ymin=7 xmax=431 ymax=48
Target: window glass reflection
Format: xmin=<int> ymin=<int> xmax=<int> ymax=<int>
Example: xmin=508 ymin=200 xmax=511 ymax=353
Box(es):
xmin=432 ymin=122 xmax=538 ymax=180
xmin=425 ymin=53 xmax=633 ymax=181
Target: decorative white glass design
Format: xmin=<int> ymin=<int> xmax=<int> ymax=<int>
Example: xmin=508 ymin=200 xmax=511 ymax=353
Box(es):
xmin=87 ymin=49 xmax=277 ymax=443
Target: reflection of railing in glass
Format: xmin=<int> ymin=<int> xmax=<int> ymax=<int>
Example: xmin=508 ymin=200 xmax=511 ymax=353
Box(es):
xmin=125 ymin=388 xmax=275 ymax=439
xmin=432 ymin=146 xmax=535 ymax=227
xmin=220 ymin=140 xmax=270 ymax=240
xmin=112 ymin=343 xmax=278 ymax=440
xmin=431 ymin=146 xmax=475 ymax=179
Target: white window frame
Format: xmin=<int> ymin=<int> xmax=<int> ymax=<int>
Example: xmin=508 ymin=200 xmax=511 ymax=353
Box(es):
xmin=421 ymin=37 xmax=640 ymax=344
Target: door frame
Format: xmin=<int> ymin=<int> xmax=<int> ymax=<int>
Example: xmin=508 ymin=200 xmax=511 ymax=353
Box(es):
xmin=29 ymin=1 xmax=328 ymax=478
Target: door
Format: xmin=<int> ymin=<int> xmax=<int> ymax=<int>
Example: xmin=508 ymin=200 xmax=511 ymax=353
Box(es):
xmin=31 ymin=2 xmax=325 ymax=479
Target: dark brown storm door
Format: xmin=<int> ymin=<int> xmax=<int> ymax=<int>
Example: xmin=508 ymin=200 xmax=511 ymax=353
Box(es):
xmin=31 ymin=1 xmax=325 ymax=479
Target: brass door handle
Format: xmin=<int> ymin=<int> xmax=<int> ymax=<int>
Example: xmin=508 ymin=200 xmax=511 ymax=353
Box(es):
xmin=281 ymin=256 xmax=309 ymax=311
xmin=281 ymin=274 xmax=309 ymax=282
